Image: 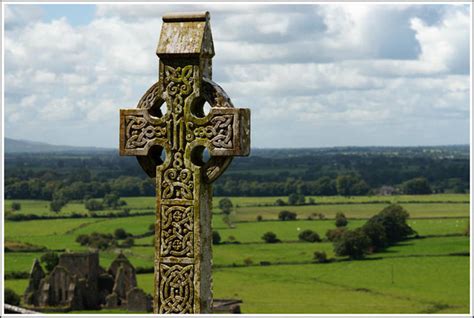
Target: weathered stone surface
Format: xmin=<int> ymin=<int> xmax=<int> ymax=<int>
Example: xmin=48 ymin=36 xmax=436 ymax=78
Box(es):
xmin=23 ymin=259 xmax=45 ymax=306
xmin=104 ymin=292 xmax=119 ymax=308
xmin=119 ymin=11 xmax=250 ymax=314
xmin=24 ymin=252 xmax=151 ymax=313
xmin=126 ymin=287 xmax=152 ymax=312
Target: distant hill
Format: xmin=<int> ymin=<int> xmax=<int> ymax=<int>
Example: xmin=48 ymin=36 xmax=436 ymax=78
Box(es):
xmin=5 ymin=138 xmax=113 ymax=154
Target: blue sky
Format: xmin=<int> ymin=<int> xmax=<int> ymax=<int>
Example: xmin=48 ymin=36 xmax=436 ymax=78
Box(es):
xmin=4 ymin=4 xmax=471 ymax=148
xmin=39 ymin=4 xmax=95 ymax=26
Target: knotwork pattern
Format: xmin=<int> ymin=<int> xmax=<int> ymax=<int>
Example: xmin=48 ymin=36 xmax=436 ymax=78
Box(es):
xmin=161 ymin=205 xmax=193 ymax=257
xmin=124 ymin=115 xmax=167 ymax=149
xmin=159 ymin=264 xmax=194 ymax=314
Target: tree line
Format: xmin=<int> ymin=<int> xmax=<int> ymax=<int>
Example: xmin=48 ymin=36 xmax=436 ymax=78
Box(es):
xmin=4 ymin=147 xmax=469 ymax=200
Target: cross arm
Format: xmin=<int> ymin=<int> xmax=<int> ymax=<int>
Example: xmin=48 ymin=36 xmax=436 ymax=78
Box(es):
xmin=186 ymin=107 xmax=250 ymax=157
xmin=119 ymin=109 xmax=168 ymax=156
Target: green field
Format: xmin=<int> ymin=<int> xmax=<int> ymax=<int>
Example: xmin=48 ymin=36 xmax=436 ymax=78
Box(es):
xmin=3 ymin=194 xmax=470 ymax=313
xmin=4 ymin=193 xmax=469 ymax=217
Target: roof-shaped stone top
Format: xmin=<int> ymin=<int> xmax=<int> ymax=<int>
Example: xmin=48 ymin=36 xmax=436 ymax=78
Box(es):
xmin=156 ymin=11 xmax=214 ymax=58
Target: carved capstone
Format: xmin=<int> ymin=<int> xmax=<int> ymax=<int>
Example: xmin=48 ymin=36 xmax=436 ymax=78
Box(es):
xmin=119 ymin=11 xmax=250 ymax=314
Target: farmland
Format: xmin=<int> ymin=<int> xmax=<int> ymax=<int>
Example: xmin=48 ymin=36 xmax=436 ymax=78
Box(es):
xmin=3 ymin=194 xmax=470 ymax=314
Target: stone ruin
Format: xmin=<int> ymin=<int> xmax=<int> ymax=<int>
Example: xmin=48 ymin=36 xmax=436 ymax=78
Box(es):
xmin=23 ymin=251 xmax=152 ymax=312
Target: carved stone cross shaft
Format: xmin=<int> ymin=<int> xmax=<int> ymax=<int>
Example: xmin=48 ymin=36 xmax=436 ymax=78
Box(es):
xmin=119 ymin=12 xmax=250 ymax=314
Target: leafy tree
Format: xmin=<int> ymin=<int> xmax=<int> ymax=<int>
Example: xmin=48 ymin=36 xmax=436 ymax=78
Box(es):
xmin=298 ymin=230 xmax=321 ymax=242
xmin=288 ymin=193 xmax=305 ymax=205
xmin=219 ymin=198 xmax=233 ymax=227
xmin=40 ymin=252 xmax=59 ymax=272
xmin=50 ymin=199 xmax=66 ymax=213
xmin=219 ymin=198 xmax=233 ymax=214
xmin=288 ymin=193 xmax=298 ymax=205
xmin=402 ymin=177 xmax=432 ymax=194
xmin=5 ymin=288 xmax=21 ymax=306
xmin=335 ymin=212 xmax=348 ymax=227
xmin=278 ymin=210 xmax=297 ymax=221
xmin=362 ymin=221 xmax=388 ymax=251
xmin=256 ymin=215 xmax=263 ymax=222
xmin=314 ymin=177 xmax=337 ymax=195
xmin=326 ymin=227 xmax=347 ymax=242
xmin=336 ymin=174 xmax=369 ymax=196
xmin=334 ymin=228 xmax=371 ymax=259
xmin=103 ymin=192 xmax=123 ymax=209
xmin=11 ymin=202 xmax=21 ymax=211
xmin=262 ymin=232 xmax=281 ymax=243
xmin=212 ymin=231 xmax=221 ymax=245
xmin=85 ymin=199 xmax=104 ymax=211
xmin=366 ymin=204 xmax=415 ymax=243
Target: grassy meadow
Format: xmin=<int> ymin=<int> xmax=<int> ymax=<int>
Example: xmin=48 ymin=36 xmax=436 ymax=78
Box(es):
xmin=3 ymin=194 xmax=470 ymax=314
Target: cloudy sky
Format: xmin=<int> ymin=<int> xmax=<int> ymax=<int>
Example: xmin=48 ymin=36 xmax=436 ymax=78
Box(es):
xmin=4 ymin=3 xmax=471 ymax=148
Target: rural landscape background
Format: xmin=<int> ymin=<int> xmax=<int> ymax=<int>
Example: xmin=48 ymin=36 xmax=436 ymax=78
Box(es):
xmin=3 ymin=2 xmax=471 ymax=315
xmin=3 ymin=138 xmax=470 ymax=314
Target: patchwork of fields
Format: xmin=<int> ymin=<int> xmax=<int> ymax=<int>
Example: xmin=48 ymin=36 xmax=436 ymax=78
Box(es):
xmin=3 ymin=194 xmax=470 ymax=313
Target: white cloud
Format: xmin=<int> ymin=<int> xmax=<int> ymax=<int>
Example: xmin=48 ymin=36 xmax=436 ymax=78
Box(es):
xmin=410 ymin=7 xmax=470 ymax=74
xmin=4 ymin=4 xmax=470 ymax=147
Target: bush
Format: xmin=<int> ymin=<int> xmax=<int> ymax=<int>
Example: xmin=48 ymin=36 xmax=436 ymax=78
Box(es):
xmin=114 ymin=228 xmax=129 ymax=239
xmin=243 ymin=257 xmax=253 ymax=266
xmin=122 ymin=237 xmax=134 ymax=247
xmin=326 ymin=227 xmax=347 ymax=242
xmin=298 ymin=230 xmax=321 ymax=242
xmin=76 ymin=232 xmax=116 ymax=250
xmin=41 ymin=252 xmax=59 ymax=272
xmin=262 ymin=231 xmax=281 ymax=243
xmin=257 ymin=215 xmax=263 ymax=222
xmin=212 ymin=231 xmax=221 ymax=245
xmin=5 ymin=288 xmax=21 ymax=306
xmin=11 ymin=202 xmax=21 ymax=211
xmin=5 ymin=271 xmax=29 ymax=279
xmin=275 ymin=199 xmax=286 ymax=206
xmin=85 ymin=199 xmax=104 ymax=211
xmin=335 ymin=212 xmax=348 ymax=227
xmin=313 ymin=251 xmax=328 ymax=263
xmin=334 ymin=228 xmax=371 ymax=259
xmin=278 ymin=210 xmax=297 ymax=221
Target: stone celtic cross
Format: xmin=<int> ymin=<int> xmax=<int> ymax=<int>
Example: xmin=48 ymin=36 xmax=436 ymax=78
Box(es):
xmin=119 ymin=12 xmax=250 ymax=314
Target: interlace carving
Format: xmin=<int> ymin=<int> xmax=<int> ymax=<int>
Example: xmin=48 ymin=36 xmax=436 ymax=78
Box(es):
xmin=159 ymin=264 xmax=194 ymax=313
xmin=125 ymin=115 xmax=166 ymax=149
xmin=161 ymin=205 xmax=193 ymax=257
xmin=188 ymin=115 xmax=234 ymax=148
